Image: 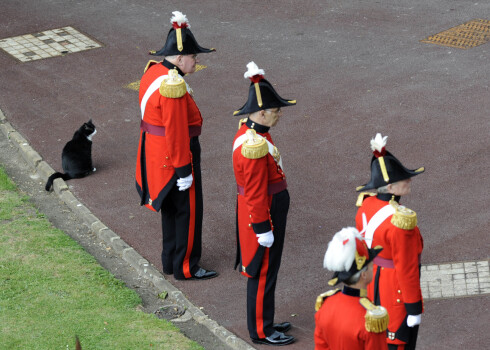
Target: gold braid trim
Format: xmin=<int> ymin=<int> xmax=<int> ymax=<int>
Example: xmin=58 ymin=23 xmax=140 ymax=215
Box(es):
xmin=359 ymin=298 xmax=389 ymax=333
xmin=356 ymin=192 xmax=376 ymax=207
xmin=159 ymin=69 xmax=187 ymax=98
xmin=144 ymin=60 xmax=160 ymax=73
xmin=238 ymin=118 xmax=248 ymax=129
xmin=378 ymin=156 xmax=390 ymax=183
xmin=355 ymin=250 xmax=367 ymax=270
xmin=315 ymin=289 xmax=340 ymax=311
xmin=241 ymin=129 xmax=268 ymax=159
xmin=176 ymin=28 xmax=183 ymax=52
xmin=242 ymin=140 xmax=268 ymax=159
xmin=390 ymin=200 xmax=417 ymax=230
xmin=254 ymin=82 xmax=263 ymax=107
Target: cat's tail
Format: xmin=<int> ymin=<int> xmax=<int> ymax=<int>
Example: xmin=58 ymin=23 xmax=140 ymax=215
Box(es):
xmin=45 ymin=172 xmax=72 ymax=191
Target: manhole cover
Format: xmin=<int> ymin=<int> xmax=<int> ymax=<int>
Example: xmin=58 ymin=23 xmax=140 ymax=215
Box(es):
xmin=421 ymin=19 xmax=490 ymax=49
xmin=0 ymin=26 xmax=103 ymax=62
xmin=154 ymin=304 xmax=186 ymax=320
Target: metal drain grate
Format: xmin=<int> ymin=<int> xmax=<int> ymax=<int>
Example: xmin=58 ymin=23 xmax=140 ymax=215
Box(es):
xmin=421 ymin=19 xmax=490 ymax=49
xmin=0 ymin=26 xmax=102 ymax=62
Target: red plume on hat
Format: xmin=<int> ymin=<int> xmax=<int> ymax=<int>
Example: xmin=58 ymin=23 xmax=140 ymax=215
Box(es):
xmin=370 ymin=133 xmax=390 ymax=183
xmin=171 ymin=11 xmax=190 ymax=28
xmin=244 ymin=62 xmax=265 ymax=107
xmin=170 ymin=11 xmax=190 ymax=52
xmin=370 ymin=133 xmax=388 ymax=158
xmin=149 ymin=11 xmax=215 ymax=56
xmin=323 ymin=227 xmax=382 ymax=286
xmin=324 ymin=227 xmax=364 ymax=272
xmin=356 ymin=133 xmax=425 ymax=192
xmin=233 ymin=62 xmax=296 ymax=116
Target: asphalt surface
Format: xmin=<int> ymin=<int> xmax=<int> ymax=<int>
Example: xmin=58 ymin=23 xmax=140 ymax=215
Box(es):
xmin=1 ymin=1 xmax=489 ymax=349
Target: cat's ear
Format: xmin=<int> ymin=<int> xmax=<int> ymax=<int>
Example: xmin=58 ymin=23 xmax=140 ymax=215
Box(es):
xmin=88 ymin=119 xmax=93 ymax=124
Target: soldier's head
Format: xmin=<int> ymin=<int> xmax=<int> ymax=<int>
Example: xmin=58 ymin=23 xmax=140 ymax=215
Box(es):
xmin=323 ymin=227 xmax=382 ymax=289
xmin=356 ymin=133 xmax=424 ymax=194
xmin=343 ymin=261 xmax=373 ymax=286
xmin=233 ymin=62 xmax=296 ymax=125
xmin=376 ymin=178 xmax=412 ymax=197
xmin=149 ymin=11 xmax=214 ymax=74
xmin=165 ymin=53 xmax=200 ymax=74
xmin=248 ymin=108 xmax=283 ymax=127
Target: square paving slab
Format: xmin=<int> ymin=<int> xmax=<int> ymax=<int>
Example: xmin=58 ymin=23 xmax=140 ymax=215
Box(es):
xmin=0 ymin=26 xmax=102 ymax=62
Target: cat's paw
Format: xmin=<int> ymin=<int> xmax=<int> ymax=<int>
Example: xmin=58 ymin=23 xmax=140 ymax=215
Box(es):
xmin=92 ymin=168 xmax=97 ymax=172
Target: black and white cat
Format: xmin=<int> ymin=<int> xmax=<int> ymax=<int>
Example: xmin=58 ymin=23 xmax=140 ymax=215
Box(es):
xmin=45 ymin=119 xmax=97 ymax=191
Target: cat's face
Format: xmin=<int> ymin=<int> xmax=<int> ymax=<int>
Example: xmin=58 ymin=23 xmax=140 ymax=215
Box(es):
xmin=82 ymin=119 xmax=97 ymax=140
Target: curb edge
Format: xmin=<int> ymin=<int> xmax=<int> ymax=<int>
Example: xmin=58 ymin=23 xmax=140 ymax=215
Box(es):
xmin=0 ymin=109 xmax=255 ymax=350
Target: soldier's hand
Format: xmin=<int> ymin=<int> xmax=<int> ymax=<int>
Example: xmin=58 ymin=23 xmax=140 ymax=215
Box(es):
xmin=177 ymin=174 xmax=193 ymax=191
xmin=256 ymin=231 xmax=274 ymax=248
xmin=407 ymin=314 xmax=421 ymax=327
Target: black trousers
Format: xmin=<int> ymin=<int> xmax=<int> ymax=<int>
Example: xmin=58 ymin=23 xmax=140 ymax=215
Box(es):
xmin=160 ymin=137 xmax=203 ymax=280
xmin=247 ymin=190 xmax=290 ymax=339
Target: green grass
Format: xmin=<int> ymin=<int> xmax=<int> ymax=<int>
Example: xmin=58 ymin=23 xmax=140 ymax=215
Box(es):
xmin=0 ymin=166 xmax=202 ymax=350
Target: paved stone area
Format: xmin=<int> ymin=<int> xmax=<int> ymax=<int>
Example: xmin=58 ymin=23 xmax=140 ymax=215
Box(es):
xmin=0 ymin=26 xmax=102 ymax=62
xmin=421 ymin=260 xmax=490 ymax=299
xmin=1 ymin=1 xmax=489 ymax=349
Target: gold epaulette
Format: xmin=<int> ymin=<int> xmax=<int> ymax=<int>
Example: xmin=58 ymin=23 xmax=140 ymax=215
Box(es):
xmin=315 ymin=289 xmax=340 ymax=311
xmin=159 ymin=68 xmax=187 ymax=98
xmin=356 ymin=192 xmax=377 ymax=207
xmin=390 ymin=200 xmax=417 ymax=230
xmin=238 ymin=118 xmax=248 ymax=129
xmin=241 ymin=129 xmax=268 ymax=159
xmin=359 ymin=298 xmax=389 ymax=333
xmin=144 ymin=60 xmax=160 ymax=73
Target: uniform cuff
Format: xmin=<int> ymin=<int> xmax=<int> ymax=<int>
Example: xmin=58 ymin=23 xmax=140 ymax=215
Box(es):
xmin=252 ymin=220 xmax=271 ymax=234
xmin=175 ymin=163 xmax=192 ymax=178
xmin=405 ymin=301 xmax=423 ymax=315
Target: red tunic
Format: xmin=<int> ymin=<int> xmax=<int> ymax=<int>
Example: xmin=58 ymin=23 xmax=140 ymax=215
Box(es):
xmin=315 ymin=288 xmax=388 ymax=350
xmin=232 ymin=122 xmax=286 ymax=277
xmin=355 ymin=195 xmax=424 ymax=345
xmin=135 ymin=62 xmax=202 ymax=212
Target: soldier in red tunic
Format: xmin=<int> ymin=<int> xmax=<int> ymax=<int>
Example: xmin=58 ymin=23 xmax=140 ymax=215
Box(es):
xmin=135 ymin=11 xmax=217 ymax=280
xmin=315 ymin=227 xmax=388 ymax=350
xmin=232 ymin=62 xmax=296 ymax=346
xmin=355 ymin=134 xmax=425 ymax=349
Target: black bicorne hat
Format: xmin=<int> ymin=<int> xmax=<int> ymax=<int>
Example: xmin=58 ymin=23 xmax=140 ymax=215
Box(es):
xmin=150 ymin=11 xmax=215 ymax=56
xmin=233 ymin=62 xmax=296 ymax=116
xmin=356 ymin=134 xmax=425 ymax=192
xmin=324 ymin=227 xmax=383 ymax=286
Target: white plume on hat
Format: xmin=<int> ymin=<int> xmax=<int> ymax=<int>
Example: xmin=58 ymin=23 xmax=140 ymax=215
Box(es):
xmin=323 ymin=227 xmax=362 ymax=271
xmin=171 ymin=11 xmax=190 ymax=28
xmin=244 ymin=61 xmax=265 ymax=79
xmin=370 ymin=133 xmax=388 ymax=153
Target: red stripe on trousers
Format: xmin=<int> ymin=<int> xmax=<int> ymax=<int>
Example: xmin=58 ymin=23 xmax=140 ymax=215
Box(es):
xmin=256 ymin=248 xmax=270 ymax=339
xmin=183 ymin=176 xmax=196 ymax=279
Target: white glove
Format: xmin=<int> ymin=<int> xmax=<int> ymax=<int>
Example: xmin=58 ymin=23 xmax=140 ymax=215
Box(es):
xmin=256 ymin=231 xmax=274 ymax=248
xmin=176 ymin=174 xmax=193 ymax=191
xmin=407 ymin=314 xmax=421 ymax=327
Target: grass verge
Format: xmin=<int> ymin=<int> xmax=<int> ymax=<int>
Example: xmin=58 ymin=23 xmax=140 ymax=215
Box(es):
xmin=0 ymin=166 xmax=201 ymax=350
